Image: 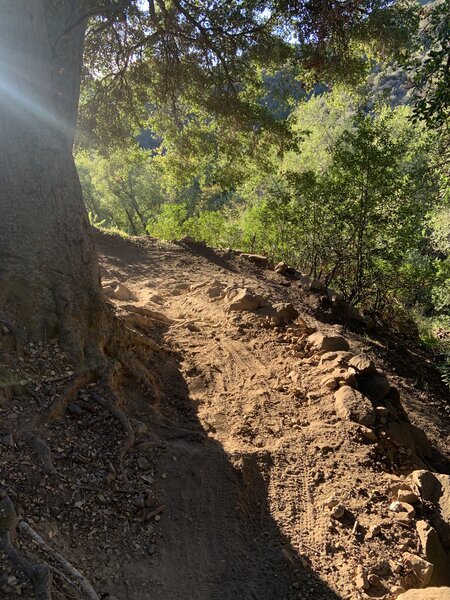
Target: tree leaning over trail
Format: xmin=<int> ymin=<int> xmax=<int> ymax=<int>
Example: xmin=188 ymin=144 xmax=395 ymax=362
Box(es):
xmin=0 ymin=0 xmax=417 ymax=361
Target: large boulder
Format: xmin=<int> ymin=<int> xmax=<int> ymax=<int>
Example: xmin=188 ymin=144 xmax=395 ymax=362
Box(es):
xmin=334 ymin=385 xmax=375 ymax=427
xmin=307 ymin=332 xmax=349 ymax=353
xmin=397 ymin=588 xmax=450 ymax=600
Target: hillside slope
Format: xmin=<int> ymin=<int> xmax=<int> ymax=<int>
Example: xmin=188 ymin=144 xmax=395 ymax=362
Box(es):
xmin=1 ymin=229 xmax=450 ymax=600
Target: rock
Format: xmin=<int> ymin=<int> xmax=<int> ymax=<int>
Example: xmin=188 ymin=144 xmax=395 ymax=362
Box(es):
xmin=321 ymin=375 xmax=338 ymax=390
xmin=67 ymin=402 xmax=83 ymax=416
xmin=334 ymin=386 xmax=375 ymax=427
xmin=205 ymin=280 xmax=226 ymax=299
xmin=271 ymin=303 xmax=299 ymax=325
xmin=134 ymin=422 xmax=148 ymax=435
xmin=409 ymin=470 xmax=450 ymax=547
xmin=178 ymin=235 xmax=206 ymax=247
xmin=240 ymin=253 xmax=269 ymax=267
xmin=389 ymin=501 xmax=416 ymax=524
xmin=366 ymin=524 xmax=381 ymax=539
xmin=132 ymin=494 xmax=146 ymax=509
xmin=349 ymin=354 xmax=377 ymax=375
xmin=416 ymin=520 xmax=450 ymax=585
xmin=275 ymin=261 xmax=288 ymax=274
xmin=324 ymin=494 xmax=339 ymax=508
xmin=359 ymin=373 xmax=391 ymax=402
xmin=224 ymin=288 xmax=268 ymax=312
xmin=355 ymin=572 xmax=369 ymax=590
xmin=148 ymin=293 xmax=164 ymax=304
xmin=337 ymin=369 xmax=358 ymax=389
xmin=358 ymin=425 xmax=378 ymax=443
xmin=0 ymin=491 xmax=18 ymax=538
xmin=109 ymin=282 xmax=137 ymax=301
xmin=136 ymin=457 xmax=151 ymax=470
xmin=330 ymin=503 xmax=345 ymax=519
xmin=397 ymin=588 xmax=450 ymax=600
xmin=0 ymin=433 xmax=15 ymax=447
xmin=402 ymin=552 xmax=434 ymax=587
xmin=398 ymin=488 xmax=419 ymax=504
xmin=307 ymin=332 xmax=350 ymax=353
xmin=319 ymin=351 xmax=354 ymax=370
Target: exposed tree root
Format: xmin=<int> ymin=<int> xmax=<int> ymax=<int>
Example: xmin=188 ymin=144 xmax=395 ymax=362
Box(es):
xmin=118 ymin=348 xmax=162 ymax=397
xmin=0 ymin=491 xmax=52 ymax=600
xmin=91 ymin=390 xmax=135 ymax=480
xmin=0 ymin=315 xmax=27 ymax=345
xmin=19 ymin=521 xmax=100 ymax=600
xmin=126 ymin=327 xmax=163 ymax=352
xmin=45 ymin=371 xmax=92 ymax=422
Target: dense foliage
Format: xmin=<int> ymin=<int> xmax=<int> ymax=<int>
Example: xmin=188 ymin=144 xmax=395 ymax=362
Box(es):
xmin=76 ymin=0 xmax=450 ymax=381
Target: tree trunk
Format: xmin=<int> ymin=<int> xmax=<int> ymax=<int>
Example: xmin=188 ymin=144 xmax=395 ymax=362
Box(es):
xmin=0 ymin=1 xmax=105 ymax=360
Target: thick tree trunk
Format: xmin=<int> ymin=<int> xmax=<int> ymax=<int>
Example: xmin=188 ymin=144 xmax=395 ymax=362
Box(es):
xmin=0 ymin=1 xmax=105 ymax=359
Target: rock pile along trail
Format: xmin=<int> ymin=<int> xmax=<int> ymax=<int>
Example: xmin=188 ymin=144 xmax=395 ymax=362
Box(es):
xmin=1 ymin=229 xmax=450 ymax=600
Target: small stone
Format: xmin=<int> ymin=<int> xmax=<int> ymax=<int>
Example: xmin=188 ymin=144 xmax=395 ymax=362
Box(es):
xmin=397 ymin=488 xmax=419 ymax=504
xmin=330 ymin=503 xmax=345 ymax=519
xmin=134 ymin=422 xmax=148 ymax=435
xmin=355 ymin=572 xmax=369 ymax=590
xmin=324 ymin=494 xmax=339 ymax=508
xmin=132 ymin=494 xmax=146 ymax=509
xmin=359 ymin=373 xmax=391 ymax=402
xmin=389 ymin=501 xmax=415 ymax=523
xmin=358 ymin=426 xmax=378 ymax=443
xmin=275 ymin=261 xmax=288 ymax=274
xmin=0 ymin=434 xmax=15 ymax=447
xmin=110 ymin=282 xmax=137 ymax=301
xmin=136 ymin=457 xmax=150 ymax=471
xmin=307 ymin=332 xmax=350 ymax=353
xmin=321 ymin=375 xmax=338 ymax=390
xmin=67 ymin=402 xmax=83 ymax=416
xmin=366 ymin=524 xmax=381 ymax=539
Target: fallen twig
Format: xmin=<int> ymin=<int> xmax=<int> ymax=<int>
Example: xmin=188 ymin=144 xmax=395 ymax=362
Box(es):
xmin=19 ymin=521 xmax=100 ymax=600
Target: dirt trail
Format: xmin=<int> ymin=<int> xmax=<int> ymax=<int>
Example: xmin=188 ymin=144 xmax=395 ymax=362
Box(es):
xmin=97 ymin=232 xmax=337 ymax=599
xmin=94 ymin=231 xmax=450 ymax=600
xmin=2 ymin=230 xmax=450 ymax=600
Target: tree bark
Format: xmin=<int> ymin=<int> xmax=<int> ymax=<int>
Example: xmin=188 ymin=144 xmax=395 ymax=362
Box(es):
xmin=0 ymin=1 xmax=105 ymax=359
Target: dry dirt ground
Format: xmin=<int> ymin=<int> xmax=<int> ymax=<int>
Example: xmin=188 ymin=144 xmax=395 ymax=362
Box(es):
xmin=1 ymin=230 xmax=450 ymax=600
